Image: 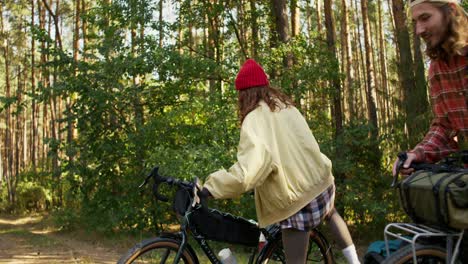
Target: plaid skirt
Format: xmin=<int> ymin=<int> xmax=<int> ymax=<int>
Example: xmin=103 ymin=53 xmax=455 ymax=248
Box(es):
xmin=280 ymin=184 xmax=335 ymax=231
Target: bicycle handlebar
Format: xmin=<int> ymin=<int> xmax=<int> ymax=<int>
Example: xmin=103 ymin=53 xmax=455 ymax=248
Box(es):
xmin=139 ymin=166 xmax=194 ymax=202
xmin=391 ymin=151 xmax=467 ymax=188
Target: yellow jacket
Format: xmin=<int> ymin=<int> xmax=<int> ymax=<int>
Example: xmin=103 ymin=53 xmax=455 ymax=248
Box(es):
xmin=204 ymin=101 xmax=334 ymax=227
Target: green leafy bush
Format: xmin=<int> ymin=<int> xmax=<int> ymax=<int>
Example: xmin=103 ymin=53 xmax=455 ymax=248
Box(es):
xmin=16 ymin=182 xmax=51 ymax=212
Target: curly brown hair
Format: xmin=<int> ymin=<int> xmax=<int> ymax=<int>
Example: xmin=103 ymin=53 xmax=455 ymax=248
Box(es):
xmin=237 ymin=86 xmax=294 ymax=124
xmin=426 ymin=3 xmax=468 ymax=60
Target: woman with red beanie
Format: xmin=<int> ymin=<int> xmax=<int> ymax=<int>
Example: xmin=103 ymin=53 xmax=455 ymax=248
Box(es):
xmin=201 ymin=59 xmax=360 ymax=263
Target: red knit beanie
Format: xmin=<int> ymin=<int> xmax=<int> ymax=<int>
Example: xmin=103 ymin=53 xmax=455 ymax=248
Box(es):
xmin=235 ymin=59 xmax=269 ymax=90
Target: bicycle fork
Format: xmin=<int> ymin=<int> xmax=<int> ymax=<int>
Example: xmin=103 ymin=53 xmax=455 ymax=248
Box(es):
xmin=173 ymin=220 xmax=189 ymax=264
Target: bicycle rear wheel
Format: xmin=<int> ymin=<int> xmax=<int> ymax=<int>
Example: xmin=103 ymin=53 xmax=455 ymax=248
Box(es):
xmin=259 ymin=230 xmax=333 ymax=263
xmin=382 ymin=244 xmax=461 ymax=264
xmin=117 ymin=237 xmax=197 ymax=264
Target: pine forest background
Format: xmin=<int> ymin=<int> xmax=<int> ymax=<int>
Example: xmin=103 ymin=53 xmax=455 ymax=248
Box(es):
xmin=1 ymin=0 xmax=467 ymax=235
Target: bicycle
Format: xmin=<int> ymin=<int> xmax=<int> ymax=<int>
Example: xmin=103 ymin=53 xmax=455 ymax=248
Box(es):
xmin=118 ymin=166 xmax=334 ymax=264
xmin=379 ymin=152 xmax=466 ymax=264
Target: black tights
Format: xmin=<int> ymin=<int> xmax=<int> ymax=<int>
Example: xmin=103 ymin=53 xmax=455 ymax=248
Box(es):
xmin=325 ymin=207 xmax=354 ymax=249
xmin=282 ymin=228 xmax=310 ymax=264
xmin=282 ymin=208 xmax=354 ymax=263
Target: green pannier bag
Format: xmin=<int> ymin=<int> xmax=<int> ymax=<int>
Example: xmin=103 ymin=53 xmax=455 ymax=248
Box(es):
xmin=398 ymin=170 xmax=468 ymax=230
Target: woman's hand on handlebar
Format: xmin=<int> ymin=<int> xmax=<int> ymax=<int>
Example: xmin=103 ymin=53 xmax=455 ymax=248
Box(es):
xmin=199 ymin=188 xmax=212 ymax=199
xmin=192 ymin=179 xmax=201 ymax=206
xmin=392 ymin=152 xmax=417 ymax=176
xmin=192 ymin=178 xmax=212 ymax=207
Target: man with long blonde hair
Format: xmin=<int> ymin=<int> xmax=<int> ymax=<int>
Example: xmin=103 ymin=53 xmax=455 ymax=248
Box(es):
xmin=412 ymin=0 xmax=468 ymax=60
xmin=394 ymin=0 xmax=467 ymax=172
xmin=393 ymin=0 xmax=467 ymax=261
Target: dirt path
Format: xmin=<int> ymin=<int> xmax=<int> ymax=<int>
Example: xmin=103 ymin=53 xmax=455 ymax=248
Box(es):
xmin=0 ymin=214 xmax=374 ymax=263
xmin=0 ymin=214 xmax=126 ymax=264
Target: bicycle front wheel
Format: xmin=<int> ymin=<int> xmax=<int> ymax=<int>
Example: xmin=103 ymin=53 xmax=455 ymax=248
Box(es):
xmin=259 ymin=230 xmax=333 ymax=263
xmin=382 ymin=244 xmax=461 ymax=264
xmin=117 ymin=237 xmax=197 ymax=264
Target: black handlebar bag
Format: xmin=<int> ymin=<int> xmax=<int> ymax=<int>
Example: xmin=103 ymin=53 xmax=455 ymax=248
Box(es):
xmin=190 ymin=206 xmax=261 ymax=247
xmin=172 ymin=187 xmax=260 ymax=247
xmin=398 ymin=170 xmax=468 ymax=229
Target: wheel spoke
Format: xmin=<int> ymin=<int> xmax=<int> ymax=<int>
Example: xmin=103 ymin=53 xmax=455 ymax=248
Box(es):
xmin=160 ymin=247 xmax=171 ymax=263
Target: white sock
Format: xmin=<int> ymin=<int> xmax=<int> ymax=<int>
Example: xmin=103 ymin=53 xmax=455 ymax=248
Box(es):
xmin=342 ymin=244 xmax=360 ymax=264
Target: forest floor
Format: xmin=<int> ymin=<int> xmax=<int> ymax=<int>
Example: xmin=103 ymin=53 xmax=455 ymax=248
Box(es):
xmin=0 ymin=213 xmax=372 ymax=263
xmin=0 ymin=213 xmax=129 ymax=264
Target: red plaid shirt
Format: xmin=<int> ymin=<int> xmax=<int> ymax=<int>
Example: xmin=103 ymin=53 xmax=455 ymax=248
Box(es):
xmin=411 ymin=54 xmax=468 ymax=163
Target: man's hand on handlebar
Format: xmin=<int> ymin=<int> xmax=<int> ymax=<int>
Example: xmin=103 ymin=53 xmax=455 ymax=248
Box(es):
xmin=392 ymin=152 xmax=417 ymax=176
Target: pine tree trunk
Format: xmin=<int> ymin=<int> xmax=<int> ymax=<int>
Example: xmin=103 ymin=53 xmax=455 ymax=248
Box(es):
xmin=392 ymin=0 xmax=422 ymax=147
xmin=131 ymin=1 xmax=145 ymax=172
xmin=1 ymin=4 xmax=14 ymax=205
xmin=270 ymin=0 xmax=289 ymax=41
xmin=353 ymin=0 xmax=366 ymax=119
xmin=234 ymin=0 xmax=248 ymax=59
xmin=15 ymin=66 xmax=25 ymax=203
xmin=412 ymin=30 xmax=429 ymax=139
xmin=378 ymin=0 xmax=390 ymax=133
xmin=361 ymin=0 xmax=380 ymax=169
xmin=271 ymin=0 xmax=291 ymax=68
xmin=341 ymin=0 xmax=355 ymax=122
xmin=31 ymin=0 xmax=38 ymax=173
xmin=250 ymin=0 xmax=259 ymax=58
xmin=361 ymin=0 xmax=378 ymax=131
xmin=159 ymin=0 xmax=163 ymax=48
xmin=290 ymin=0 xmax=300 ymax=37
xmin=306 ymin=1 xmax=312 ymax=41
xmin=207 ymin=0 xmax=221 ymax=95
xmin=81 ymin=0 xmax=87 ymax=55
xmin=324 ymin=0 xmax=343 ymax=139
xmin=316 ymin=0 xmax=322 ymax=36
xmin=52 ymin=0 xmax=62 ymax=206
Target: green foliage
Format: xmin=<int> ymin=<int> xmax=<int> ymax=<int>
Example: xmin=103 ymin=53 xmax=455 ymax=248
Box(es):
xmin=16 ymin=182 xmax=51 ymax=213
xmin=12 ymin=0 xmax=402 ymax=236
xmin=0 ymin=183 xmax=9 ymax=212
xmin=320 ymin=120 xmax=399 ymax=229
xmin=52 ymin=207 xmax=82 ymax=231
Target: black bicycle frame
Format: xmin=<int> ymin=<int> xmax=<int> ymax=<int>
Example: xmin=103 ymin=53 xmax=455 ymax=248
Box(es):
xmin=173 ymin=209 xmax=282 ymax=264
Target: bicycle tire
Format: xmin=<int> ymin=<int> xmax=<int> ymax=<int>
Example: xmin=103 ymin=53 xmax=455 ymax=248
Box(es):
xmin=117 ymin=237 xmax=198 ymax=264
xmin=381 ymin=244 xmax=461 ymax=264
xmin=258 ymin=230 xmax=334 ymax=263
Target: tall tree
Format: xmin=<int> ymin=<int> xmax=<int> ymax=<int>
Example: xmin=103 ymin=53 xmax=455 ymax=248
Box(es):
xmin=290 ymin=0 xmax=300 ymax=37
xmin=271 ymin=0 xmax=291 ymax=68
xmin=1 ymin=2 xmax=14 ymax=204
xmin=361 ymin=0 xmax=380 ymax=169
xmin=377 ymin=0 xmax=390 ymax=132
xmin=340 ymin=0 xmax=355 ymax=121
xmin=352 ymin=0 xmax=366 ymax=119
xmin=31 ymin=0 xmax=38 ymax=172
xmin=316 ymin=0 xmax=323 ymax=35
xmin=159 ymin=0 xmax=163 ymax=47
xmin=412 ymin=27 xmax=429 ymax=137
xmin=206 ymin=0 xmax=222 ymax=94
xmin=392 ymin=0 xmax=428 ymax=147
xmin=250 ymin=0 xmax=259 ymax=58
xmin=81 ymin=0 xmax=87 ymax=54
xmin=324 ymin=0 xmax=343 ymax=139
xmin=15 ymin=65 xmax=25 ymax=202
xmin=361 ymin=0 xmax=378 ymax=131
